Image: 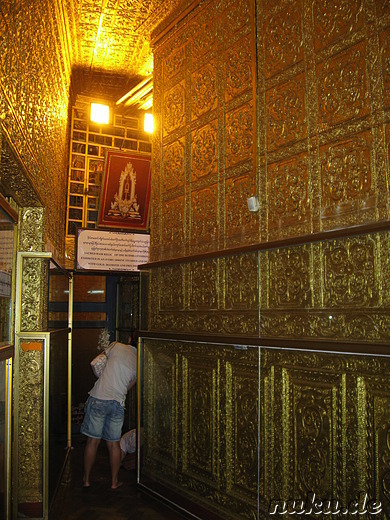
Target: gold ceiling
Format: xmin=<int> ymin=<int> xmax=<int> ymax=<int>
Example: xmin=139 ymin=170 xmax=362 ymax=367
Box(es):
xmin=68 ymin=0 xmax=183 ymax=102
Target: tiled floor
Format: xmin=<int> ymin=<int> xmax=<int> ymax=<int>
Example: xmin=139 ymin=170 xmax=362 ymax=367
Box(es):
xmin=50 ymin=435 xmax=187 ymax=520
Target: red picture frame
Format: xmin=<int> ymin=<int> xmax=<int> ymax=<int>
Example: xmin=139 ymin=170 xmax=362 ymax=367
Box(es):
xmin=98 ymin=151 xmax=151 ymax=231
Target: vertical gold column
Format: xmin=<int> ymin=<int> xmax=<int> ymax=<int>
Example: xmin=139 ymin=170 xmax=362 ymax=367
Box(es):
xmin=13 ymin=207 xmax=46 ymax=517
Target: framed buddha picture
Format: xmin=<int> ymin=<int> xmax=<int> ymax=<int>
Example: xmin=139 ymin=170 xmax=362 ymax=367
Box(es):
xmin=98 ymin=151 xmax=152 ymax=231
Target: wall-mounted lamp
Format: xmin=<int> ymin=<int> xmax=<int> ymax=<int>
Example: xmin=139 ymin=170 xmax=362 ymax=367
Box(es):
xmin=144 ymin=113 xmax=154 ymax=133
xmin=247 ymin=196 xmax=259 ymax=213
xmin=90 ymin=102 xmax=110 ymax=124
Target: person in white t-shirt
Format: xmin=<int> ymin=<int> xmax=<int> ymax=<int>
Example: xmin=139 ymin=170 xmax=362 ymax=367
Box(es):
xmin=80 ymin=341 xmax=137 ymax=489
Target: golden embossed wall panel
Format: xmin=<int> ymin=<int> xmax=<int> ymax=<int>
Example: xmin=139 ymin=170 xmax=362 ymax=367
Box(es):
xmin=152 ymin=0 xmax=257 ymax=260
xmin=260 ymin=231 xmax=390 ymax=342
xmin=0 ymin=0 xmax=71 ymax=261
xmin=141 ymin=340 xmax=259 ymax=520
xmin=150 ymin=0 xmax=390 ymax=340
xmin=261 ymin=349 xmax=390 ymax=518
xmin=150 ymin=253 xmax=259 ymax=335
xmin=258 ymin=0 xmax=390 ymax=240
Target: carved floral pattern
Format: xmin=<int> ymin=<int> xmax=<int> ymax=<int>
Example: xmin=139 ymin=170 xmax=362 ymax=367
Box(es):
xmin=225 ymin=36 xmax=253 ymax=101
xmin=380 ymin=26 xmax=390 ymax=107
xmin=190 ymin=185 xmax=218 ymax=246
xmin=163 ymin=139 xmax=185 ymax=192
xmin=191 ymin=121 xmax=218 ymax=180
xmin=225 ymin=253 xmax=258 ymax=309
xmin=320 ymin=134 xmax=373 ymax=210
xmin=225 ymin=103 xmax=254 ymax=168
xmin=162 ymin=197 xmax=185 ymax=248
xmin=263 ymin=0 xmax=304 ymax=78
xmin=191 ymin=63 xmax=217 ymax=119
xmin=163 ymin=82 xmax=185 ymax=135
xmin=164 ymin=46 xmax=185 ymax=80
xmin=313 ymin=0 xmax=364 ymax=52
xmin=323 ymin=238 xmax=377 ymax=307
xmin=268 ymin=248 xmax=311 ymax=308
xmin=317 ymin=43 xmax=369 ymax=129
xmin=268 ymin=154 xmax=309 ymax=229
xmin=266 ymin=75 xmax=306 ymax=151
xmin=225 ymin=174 xmax=257 ymax=238
xmin=189 ymin=260 xmax=218 ymax=309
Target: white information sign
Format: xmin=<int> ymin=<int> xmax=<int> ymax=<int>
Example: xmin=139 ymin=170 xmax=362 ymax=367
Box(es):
xmin=77 ymin=229 xmax=150 ymax=271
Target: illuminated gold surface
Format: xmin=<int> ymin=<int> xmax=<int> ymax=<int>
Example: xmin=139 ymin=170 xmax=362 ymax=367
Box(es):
xmin=142 ymin=340 xmax=390 ymax=518
xmin=142 ymin=339 xmax=259 ymax=519
xmin=13 ymin=222 xmax=48 ymax=508
xmin=142 ymin=0 xmax=390 ymax=518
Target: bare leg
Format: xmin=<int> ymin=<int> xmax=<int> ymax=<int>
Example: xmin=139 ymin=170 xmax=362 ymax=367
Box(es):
xmin=106 ymin=440 xmax=122 ymax=489
xmin=83 ymin=436 xmax=101 ymax=487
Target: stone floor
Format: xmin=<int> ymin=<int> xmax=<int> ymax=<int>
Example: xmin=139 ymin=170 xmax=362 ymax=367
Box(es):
xmin=49 ymin=435 xmax=187 ymax=520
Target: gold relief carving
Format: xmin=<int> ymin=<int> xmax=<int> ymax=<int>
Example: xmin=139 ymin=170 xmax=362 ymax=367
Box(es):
xmin=376 ymin=0 xmax=390 ymax=17
xmin=182 ymin=354 xmax=216 ymax=478
xmin=159 ymin=265 xmax=185 ymax=310
xmin=191 ymin=121 xmax=218 ymax=180
xmin=21 ymin=258 xmax=46 ymax=332
xmin=189 ymin=260 xmax=218 ymax=309
xmin=380 ymin=26 xmax=390 ymax=107
xmin=317 ymin=43 xmax=370 ymax=129
xmin=225 ymin=36 xmax=253 ymax=101
xmin=261 ymin=310 xmax=390 ymax=341
xmin=295 ymin=388 xmax=334 ymax=496
xmin=323 ymin=237 xmax=377 ymax=307
xmin=320 ymin=133 xmax=373 ymax=218
xmin=263 ymin=0 xmax=304 ymax=79
xmin=268 ymin=247 xmax=311 ymax=308
xmin=266 ymin=74 xmax=306 ymax=152
xmin=18 ymin=348 xmax=44 ymax=502
xmin=225 ymin=174 xmax=258 ymax=242
xmin=142 ymin=340 xmax=258 ymax=518
xmin=313 ymin=0 xmax=364 ymax=53
xmin=163 ymin=82 xmax=185 ymax=135
xmin=163 ymin=139 xmax=185 ymax=192
xmin=190 ymin=185 xmax=218 ymax=248
xmin=191 ymin=63 xmax=217 ymax=120
xmin=161 ymin=197 xmax=185 ymax=251
xmin=143 ymin=343 xmax=178 ymax=476
xmin=226 ymin=357 xmax=259 ymax=501
xmin=191 ymin=19 xmax=217 ymax=58
xmin=225 ymin=103 xmax=254 ymax=168
xmin=20 ymin=208 xmax=44 ymax=252
xmin=223 ymin=0 xmax=251 ymax=36
xmin=267 ymin=154 xmax=310 ymax=230
xmin=225 ymin=253 xmax=259 ymax=310
xmin=164 ymin=46 xmax=185 ymax=80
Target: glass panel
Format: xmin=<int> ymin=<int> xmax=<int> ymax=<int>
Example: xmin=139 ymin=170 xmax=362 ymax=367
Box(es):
xmin=87 ymin=197 xmax=97 ymax=209
xmin=73 ymin=275 xmax=106 ymax=302
xmin=0 ymin=207 xmax=14 ymax=345
xmin=68 ymin=208 xmax=82 ymax=220
xmin=87 ymin=210 xmax=97 ymax=222
xmin=49 ymin=331 xmax=68 ymax=504
xmin=70 ymin=182 xmax=84 ymax=194
xmin=67 ymin=221 xmax=81 ymax=235
xmin=0 ymin=360 xmax=6 ymax=518
xmin=138 ymin=340 xmax=260 ymax=519
xmin=69 ymin=195 xmax=83 ymax=207
xmin=71 ymin=155 xmax=85 ymax=169
xmin=73 ymin=311 xmax=106 ymax=321
xmin=70 ymin=169 xmax=84 ymax=182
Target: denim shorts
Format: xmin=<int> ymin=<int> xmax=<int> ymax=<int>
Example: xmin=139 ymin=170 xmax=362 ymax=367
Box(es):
xmin=80 ymin=396 xmax=124 ymax=442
